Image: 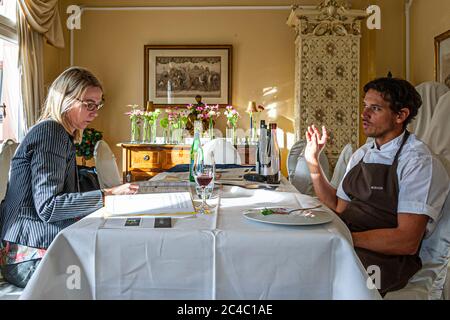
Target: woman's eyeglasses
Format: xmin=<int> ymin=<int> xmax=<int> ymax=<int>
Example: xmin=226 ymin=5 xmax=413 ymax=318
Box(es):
xmin=76 ymin=98 xmax=104 ymax=111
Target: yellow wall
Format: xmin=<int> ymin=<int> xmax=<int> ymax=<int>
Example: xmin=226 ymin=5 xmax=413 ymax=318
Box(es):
xmin=410 ymin=0 xmax=450 ymax=85
xmin=375 ymin=0 xmax=406 ymax=79
xmin=43 ymin=0 xmax=409 ymax=176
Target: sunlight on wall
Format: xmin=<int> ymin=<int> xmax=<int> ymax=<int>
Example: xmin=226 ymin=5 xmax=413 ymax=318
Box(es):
xmin=286 ymin=132 xmax=295 ymax=150
xmin=266 ymin=102 xmax=278 ymax=119
xmin=276 ymin=128 xmax=284 ymax=149
xmin=263 ymin=86 xmax=278 ymax=97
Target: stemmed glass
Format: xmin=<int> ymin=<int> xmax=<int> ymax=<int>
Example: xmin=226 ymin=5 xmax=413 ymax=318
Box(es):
xmin=193 ymin=152 xmax=214 ymax=214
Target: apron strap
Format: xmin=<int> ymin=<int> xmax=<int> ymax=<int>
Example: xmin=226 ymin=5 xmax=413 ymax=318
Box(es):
xmin=393 ymin=130 xmax=410 ymax=163
xmin=359 ymin=131 xmax=410 ymax=165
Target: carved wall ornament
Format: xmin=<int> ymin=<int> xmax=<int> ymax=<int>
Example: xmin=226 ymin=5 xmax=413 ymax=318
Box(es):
xmin=291 ymin=0 xmax=366 ymax=37
xmin=316 ymin=65 xmax=325 ymax=77
xmin=335 ymin=109 xmax=346 ymax=125
xmin=325 ymin=87 xmax=336 ymax=100
xmin=326 ymin=43 xmax=337 ymax=56
xmin=314 ymin=109 xmax=326 ymax=123
xmin=336 ymin=65 xmax=345 ymax=77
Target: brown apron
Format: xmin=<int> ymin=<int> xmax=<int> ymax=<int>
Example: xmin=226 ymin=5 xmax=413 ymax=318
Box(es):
xmin=340 ymin=131 xmax=422 ymax=296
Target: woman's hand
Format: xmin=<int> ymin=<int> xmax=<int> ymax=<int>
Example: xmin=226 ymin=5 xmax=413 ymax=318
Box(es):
xmin=304 ymin=125 xmax=328 ymax=168
xmin=103 ymin=183 xmax=139 ymax=196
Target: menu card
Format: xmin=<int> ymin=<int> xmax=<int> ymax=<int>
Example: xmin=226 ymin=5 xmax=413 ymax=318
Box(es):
xmin=104 ymin=192 xmax=196 ymax=217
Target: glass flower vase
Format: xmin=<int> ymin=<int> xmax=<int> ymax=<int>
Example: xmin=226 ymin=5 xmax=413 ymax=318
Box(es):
xmin=251 ymin=113 xmax=259 ymax=143
xmin=171 ymin=127 xmax=179 ymax=145
xmin=165 ymin=126 xmax=172 ymax=144
xmin=142 ymin=118 xmax=151 ymax=143
xmin=208 ymin=119 xmax=214 ymax=140
xmin=226 ymin=126 xmax=237 ymax=145
xmin=130 ymin=117 xmax=140 ymax=143
xmin=150 ymin=121 xmax=157 ymax=143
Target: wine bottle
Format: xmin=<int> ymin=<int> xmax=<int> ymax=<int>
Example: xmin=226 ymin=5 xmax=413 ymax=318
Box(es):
xmin=265 ymin=123 xmax=281 ymax=184
xmin=256 ymin=120 xmax=267 ymax=174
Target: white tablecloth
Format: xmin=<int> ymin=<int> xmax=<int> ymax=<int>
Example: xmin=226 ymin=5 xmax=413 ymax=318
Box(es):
xmin=21 ymin=176 xmax=381 ymax=300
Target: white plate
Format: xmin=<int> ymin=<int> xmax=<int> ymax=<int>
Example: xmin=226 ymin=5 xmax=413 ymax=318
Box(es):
xmin=243 ymin=207 xmax=334 ymax=226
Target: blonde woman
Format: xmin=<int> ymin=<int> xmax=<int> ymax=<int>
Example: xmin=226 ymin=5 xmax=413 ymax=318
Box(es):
xmin=0 ymin=67 xmax=138 ymax=287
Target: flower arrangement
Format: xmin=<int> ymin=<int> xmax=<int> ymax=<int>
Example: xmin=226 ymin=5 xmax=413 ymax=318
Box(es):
xmin=142 ymin=108 xmax=161 ymax=124
xmin=125 ymin=104 xmax=144 ymax=142
xmin=224 ymin=105 xmax=240 ymax=128
xmin=75 ymin=127 xmax=103 ymax=161
xmin=159 ymin=108 xmax=185 ymax=143
xmin=246 ymin=102 xmax=265 ymax=142
xmin=125 ymin=104 xmax=144 ymax=120
xmin=186 ymin=103 xmax=210 ymax=120
xmin=207 ymin=104 xmax=220 ymax=138
xmin=207 ymin=104 xmax=220 ymax=120
xmin=178 ymin=109 xmax=190 ymax=129
xmin=142 ymin=109 xmax=161 ymax=142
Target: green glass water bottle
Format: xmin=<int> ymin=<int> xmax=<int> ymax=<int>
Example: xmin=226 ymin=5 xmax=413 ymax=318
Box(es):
xmin=189 ymin=123 xmax=203 ymax=182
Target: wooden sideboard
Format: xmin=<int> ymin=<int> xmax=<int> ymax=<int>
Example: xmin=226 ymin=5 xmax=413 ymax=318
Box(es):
xmin=118 ymin=143 xmax=256 ymax=182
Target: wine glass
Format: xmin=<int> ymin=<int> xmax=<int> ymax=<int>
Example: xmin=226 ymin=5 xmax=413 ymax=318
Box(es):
xmin=193 ymin=152 xmax=214 ymax=214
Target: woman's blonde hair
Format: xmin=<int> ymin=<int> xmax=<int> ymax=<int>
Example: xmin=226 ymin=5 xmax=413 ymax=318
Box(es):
xmin=39 ymin=66 xmax=103 ymax=142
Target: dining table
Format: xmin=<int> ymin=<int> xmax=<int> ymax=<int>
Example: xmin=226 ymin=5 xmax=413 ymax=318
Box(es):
xmin=20 ymin=169 xmax=382 ymax=300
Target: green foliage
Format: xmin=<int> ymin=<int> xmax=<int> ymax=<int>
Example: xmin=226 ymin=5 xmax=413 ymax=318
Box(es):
xmin=75 ymin=127 xmax=103 ymax=160
xmin=261 ymin=208 xmax=274 ymax=216
xmin=160 ymin=118 xmax=169 ymax=128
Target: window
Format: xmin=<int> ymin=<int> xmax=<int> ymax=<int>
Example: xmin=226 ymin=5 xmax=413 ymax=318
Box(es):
xmin=0 ymin=0 xmax=21 ymax=142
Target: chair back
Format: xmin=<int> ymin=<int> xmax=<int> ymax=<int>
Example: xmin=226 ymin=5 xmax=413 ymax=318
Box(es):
xmin=202 ymin=138 xmax=241 ymax=165
xmin=290 ymin=150 xmax=330 ymax=196
xmin=410 ymin=82 xmax=449 ymax=140
xmin=0 ymin=139 xmax=19 ymax=201
xmin=94 ymin=140 xmax=122 ymax=188
xmin=385 ymin=187 xmax=450 ymax=300
xmin=287 ymin=140 xmax=306 ymax=181
xmin=330 ymin=143 xmax=353 ymax=188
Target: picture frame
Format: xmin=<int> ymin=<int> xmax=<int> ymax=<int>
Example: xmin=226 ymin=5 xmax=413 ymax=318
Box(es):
xmin=144 ymin=45 xmax=232 ymax=107
xmin=435 ymin=30 xmax=450 ymax=88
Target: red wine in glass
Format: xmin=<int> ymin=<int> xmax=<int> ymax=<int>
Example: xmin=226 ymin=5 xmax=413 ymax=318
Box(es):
xmin=196 ymin=174 xmax=213 ymax=187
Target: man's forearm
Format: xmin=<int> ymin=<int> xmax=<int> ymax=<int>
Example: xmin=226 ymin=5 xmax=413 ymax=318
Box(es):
xmin=352 ymin=214 xmax=429 ymax=256
xmin=352 ymin=229 xmax=418 ymax=256
xmin=308 ymin=162 xmax=338 ymax=211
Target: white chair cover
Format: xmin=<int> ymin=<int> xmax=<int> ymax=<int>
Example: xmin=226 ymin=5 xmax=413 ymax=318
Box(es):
xmin=202 ymin=138 xmax=241 ymax=165
xmin=291 ymin=151 xmax=330 ymax=196
xmin=287 ymin=140 xmax=306 ymax=180
xmin=409 ymin=82 xmax=449 ymax=140
xmin=0 ymin=139 xmax=19 ymax=201
xmin=330 ymin=143 xmax=353 ymax=188
xmin=422 ymin=91 xmax=450 ymax=174
xmin=94 ymin=140 xmax=122 ymax=188
xmin=385 ymin=186 xmax=450 ymax=300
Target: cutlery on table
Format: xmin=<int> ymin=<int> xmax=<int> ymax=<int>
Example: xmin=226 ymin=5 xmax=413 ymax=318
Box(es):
xmin=215 ymin=182 xmax=278 ymax=190
xmin=286 ymin=204 xmax=322 ymax=213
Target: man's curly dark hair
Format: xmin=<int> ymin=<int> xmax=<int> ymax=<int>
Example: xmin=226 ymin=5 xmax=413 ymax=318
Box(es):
xmin=363 ymin=77 xmax=422 ymax=129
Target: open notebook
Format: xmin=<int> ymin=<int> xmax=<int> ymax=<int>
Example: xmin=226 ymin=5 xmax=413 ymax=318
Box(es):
xmin=104 ymin=192 xmax=196 ymax=217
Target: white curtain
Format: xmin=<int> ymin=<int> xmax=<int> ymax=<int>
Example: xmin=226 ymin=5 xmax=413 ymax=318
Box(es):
xmin=17 ymin=0 xmax=64 ymax=134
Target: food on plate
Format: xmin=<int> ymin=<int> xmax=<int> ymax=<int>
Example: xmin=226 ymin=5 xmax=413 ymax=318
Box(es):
xmin=261 ymin=208 xmax=289 ymax=215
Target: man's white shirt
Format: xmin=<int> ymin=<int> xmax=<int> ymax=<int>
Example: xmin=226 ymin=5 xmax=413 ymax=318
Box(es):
xmin=336 ymin=131 xmax=450 ymax=236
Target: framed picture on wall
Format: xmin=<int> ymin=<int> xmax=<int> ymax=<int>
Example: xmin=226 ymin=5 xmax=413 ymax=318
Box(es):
xmin=144 ymin=45 xmax=232 ymax=107
xmin=435 ymin=30 xmax=450 ymax=88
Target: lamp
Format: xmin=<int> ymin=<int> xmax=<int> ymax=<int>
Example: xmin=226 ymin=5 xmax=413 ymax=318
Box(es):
xmin=246 ymin=101 xmax=258 ymax=114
